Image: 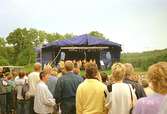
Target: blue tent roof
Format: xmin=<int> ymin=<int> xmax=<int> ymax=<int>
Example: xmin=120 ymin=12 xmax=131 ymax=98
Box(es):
xmin=43 ymin=34 xmax=121 ymax=49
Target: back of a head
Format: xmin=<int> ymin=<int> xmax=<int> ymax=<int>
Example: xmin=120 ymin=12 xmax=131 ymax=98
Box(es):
xmin=85 ymin=63 xmax=98 ymax=79
xmin=12 ymin=70 xmax=18 ymax=77
xmin=39 ymin=71 xmax=47 ymax=80
xmin=34 ymin=62 xmax=41 ymax=72
xmin=0 ymin=67 xmax=3 ymax=73
xmin=147 ymin=62 xmax=167 ymax=94
xmin=0 ymin=67 xmax=3 ymax=78
xmin=44 ymin=64 xmax=52 ymax=74
xmin=19 ymin=70 xmax=26 ymax=78
xmin=65 ymin=60 xmax=74 ymax=72
xmin=100 ymin=72 xmax=108 ymax=83
xmin=124 ymin=63 xmax=134 ymax=78
xmin=112 ymin=63 xmax=125 ymax=81
xmin=5 ymin=72 xmax=13 ymax=80
xmin=59 ymin=61 xmax=65 ymax=69
xmin=132 ymin=73 xmax=140 ymax=82
xmin=51 ymin=68 xmax=58 ymax=76
xmin=141 ymin=79 xmax=149 ymax=88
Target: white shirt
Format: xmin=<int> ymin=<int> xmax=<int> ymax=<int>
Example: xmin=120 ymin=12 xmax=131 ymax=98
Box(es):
xmin=15 ymin=76 xmax=28 ymax=100
xmin=105 ymin=83 xmax=137 ymax=114
xmin=28 ymin=72 xmax=40 ymax=96
xmin=34 ymin=81 xmax=55 ymax=114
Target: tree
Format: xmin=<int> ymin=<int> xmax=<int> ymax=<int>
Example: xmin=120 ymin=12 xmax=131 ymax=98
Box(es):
xmin=6 ymin=28 xmax=35 ymax=65
xmin=89 ymin=31 xmax=105 ymax=38
xmin=0 ymin=37 xmax=5 ymax=47
xmin=0 ymin=37 xmax=8 ymax=59
xmin=28 ymin=28 xmax=46 ymax=47
xmin=64 ymin=33 xmax=74 ymax=39
xmin=46 ymin=33 xmax=64 ymax=42
xmin=16 ymin=48 xmax=36 ymax=65
xmin=7 ymin=28 xmax=34 ymax=54
xmin=0 ymin=56 xmax=9 ymax=66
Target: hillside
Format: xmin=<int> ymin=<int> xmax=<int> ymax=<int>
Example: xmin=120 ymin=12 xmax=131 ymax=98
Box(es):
xmin=120 ymin=48 xmax=167 ymax=71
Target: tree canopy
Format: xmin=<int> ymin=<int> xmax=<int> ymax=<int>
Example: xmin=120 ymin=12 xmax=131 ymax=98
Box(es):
xmin=89 ymin=31 xmax=105 ymax=38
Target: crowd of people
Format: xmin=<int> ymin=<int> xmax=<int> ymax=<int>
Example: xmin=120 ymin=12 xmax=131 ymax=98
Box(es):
xmin=0 ymin=60 xmax=167 ymax=114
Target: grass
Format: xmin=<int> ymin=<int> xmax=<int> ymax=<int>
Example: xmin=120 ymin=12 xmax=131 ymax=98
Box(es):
xmin=24 ymin=64 xmax=146 ymax=76
xmin=23 ymin=64 xmax=34 ymax=72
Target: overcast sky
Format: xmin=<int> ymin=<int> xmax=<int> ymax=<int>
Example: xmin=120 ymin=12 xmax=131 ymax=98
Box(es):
xmin=0 ymin=0 xmax=167 ymax=52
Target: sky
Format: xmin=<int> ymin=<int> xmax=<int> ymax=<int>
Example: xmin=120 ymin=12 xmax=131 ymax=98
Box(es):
xmin=0 ymin=0 xmax=167 ymax=52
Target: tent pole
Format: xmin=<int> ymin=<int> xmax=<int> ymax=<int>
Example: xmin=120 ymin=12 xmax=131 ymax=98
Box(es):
xmin=49 ymin=49 xmax=61 ymax=66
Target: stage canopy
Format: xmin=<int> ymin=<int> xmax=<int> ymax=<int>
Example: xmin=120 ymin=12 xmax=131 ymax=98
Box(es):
xmin=37 ymin=34 xmax=122 ymax=69
xmin=43 ymin=34 xmax=121 ymax=49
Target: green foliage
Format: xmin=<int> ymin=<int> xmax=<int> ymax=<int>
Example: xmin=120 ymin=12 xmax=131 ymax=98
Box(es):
xmin=0 ymin=37 xmax=5 ymax=47
xmin=89 ymin=31 xmax=105 ymax=38
xmin=121 ymin=49 xmax=167 ymax=71
xmin=0 ymin=37 xmax=14 ymax=64
xmin=0 ymin=56 xmax=9 ymax=66
xmin=64 ymin=33 xmax=74 ymax=39
xmin=29 ymin=28 xmax=46 ymax=47
xmin=23 ymin=64 xmax=34 ymax=72
xmin=2 ymin=28 xmax=76 ymax=66
xmin=7 ymin=28 xmax=33 ymax=52
xmin=16 ymin=48 xmax=36 ymax=66
xmin=46 ymin=33 xmax=64 ymax=42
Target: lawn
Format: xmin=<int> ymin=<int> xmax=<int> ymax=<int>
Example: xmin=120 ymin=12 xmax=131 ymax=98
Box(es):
xmin=24 ymin=64 xmax=146 ymax=77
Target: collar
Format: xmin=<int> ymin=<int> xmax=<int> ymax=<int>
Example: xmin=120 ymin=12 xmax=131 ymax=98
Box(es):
xmin=85 ymin=79 xmax=99 ymax=82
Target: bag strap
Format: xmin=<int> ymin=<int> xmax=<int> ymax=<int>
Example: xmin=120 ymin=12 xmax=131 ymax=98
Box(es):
xmin=24 ymin=78 xmax=28 ymax=84
xmin=128 ymin=84 xmax=134 ymax=107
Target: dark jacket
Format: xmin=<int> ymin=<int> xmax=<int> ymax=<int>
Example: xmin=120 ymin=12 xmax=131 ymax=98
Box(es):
xmin=54 ymin=72 xmax=83 ymax=103
xmin=123 ymin=78 xmax=146 ymax=99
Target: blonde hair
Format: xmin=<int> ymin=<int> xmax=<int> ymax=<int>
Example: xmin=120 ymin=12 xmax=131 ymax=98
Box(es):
xmin=34 ymin=62 xmax=41 ymax=71
xmin=44 ymin=64 xmax=52 ymax=74
xmin=132 ymin=73 xmax=140 ymax=82
xmin=147 ymin=62 xmax=167 ymax=94
xmin=112 ymin=63 xmax=125 ymax=81
xmin=65 ymin=60 xmax=74 ymax=71
xmin=124 ymin=63 xmax=134 ymax=78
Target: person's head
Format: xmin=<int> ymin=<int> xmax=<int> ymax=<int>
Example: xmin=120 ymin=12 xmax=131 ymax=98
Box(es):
xmin=12 ymin=69 xmax=18 ymax=77
xmin=132 ymin=73 xmax=140 ymax=82
xmin=141 ymin=79 xmax=149 ymax=88
xmin=19 ymin=71 xmax=26 ymax=79
xmin=5 ymin=72 xmax=13 ymax=80
xmin=44 ymin=64 xmax=52 ymax=75
xmin=73 ymin=62 xmax=80 ymax=75
xmin=39 ymin=71 xmax=49 ymax=82
xmin=124 ymin=63 xmax=134 ymax=79
xmin=85 ymin=63 xmax=98 ymax=79
xmin=51 ymin=68 xmax=58 ymax=76
xmin=64 ymin=60 xmax=74 ymax=72
xmin=112 ymin=63 xmax=125 ymax=82
xmin=26 ymin=72 xmax=30 ymax=77
xmin=0 ymin=67 xmax=3 ymax=78
xmin=147 ymin=62 xmax=167 ymax=94
xmin=109 ymin=75 xmax=115 ymax=84
xmin=34 ymin=62 xmax=41 ymax=72
xmin=100 ymin=72 xmax=108 ymax=83
xmin=59 ymin=61 xmax=65 ymax=69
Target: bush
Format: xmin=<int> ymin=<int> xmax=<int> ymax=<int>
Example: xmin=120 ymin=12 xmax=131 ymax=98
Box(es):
xmin=0 ymin=56 xmax=9 ymax=66
xmin=121 ymin=48 xmax=167 ymax=71
xmin=16 ymin=48 xmax=36 ymax=66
